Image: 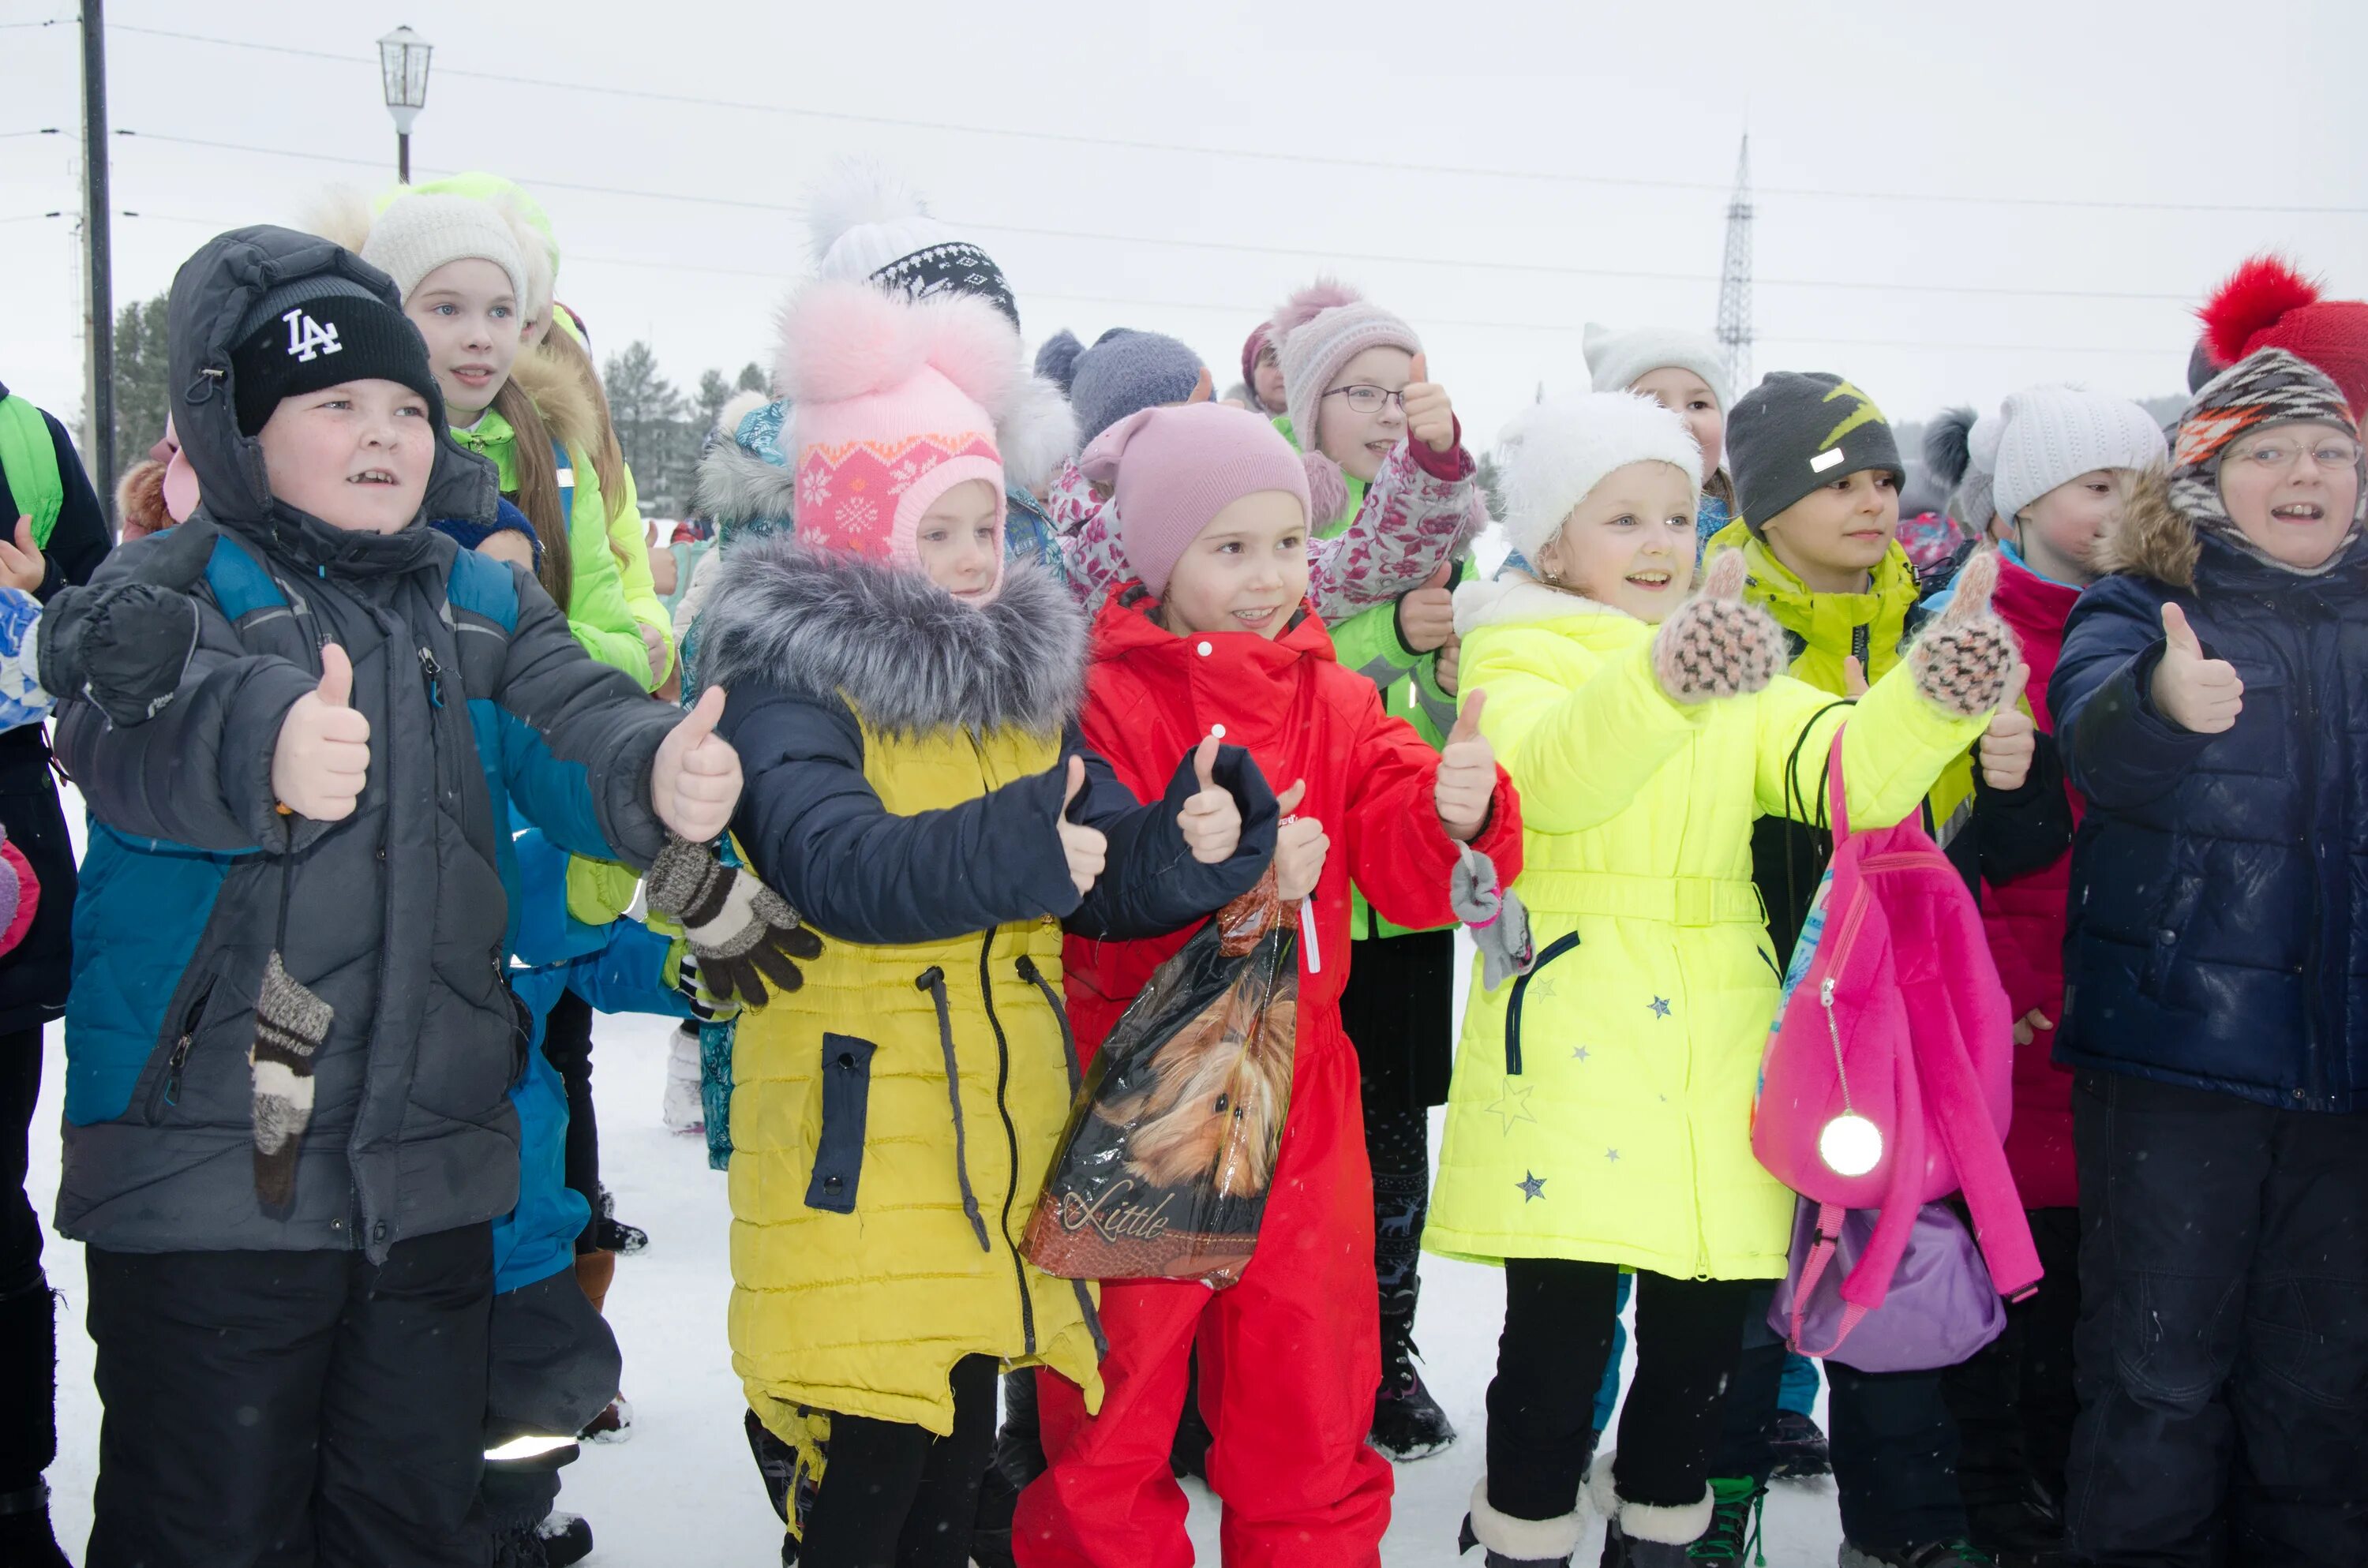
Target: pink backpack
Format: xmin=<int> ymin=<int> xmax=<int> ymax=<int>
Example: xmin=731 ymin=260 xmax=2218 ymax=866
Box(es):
xmin=1752 ymin=732 xmax=2040 ymax=1329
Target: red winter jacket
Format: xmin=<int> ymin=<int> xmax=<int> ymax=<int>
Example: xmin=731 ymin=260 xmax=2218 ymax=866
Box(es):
xmin=1067 ymin=587 xmax=1522 ymax=1062
xmin=1983 ymin=555 xmax=2085 ymax=1209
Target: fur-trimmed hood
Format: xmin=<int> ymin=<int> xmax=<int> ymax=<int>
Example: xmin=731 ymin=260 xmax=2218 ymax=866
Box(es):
xmin=695 ymin=533 xmax=1085 ymax=738
xmin=1453 ymin=571 xmax=1635 ymax=636
xmin=2089 ymin=465 xmax=2197 ymax=588
xmin=507 ymin=338 xmax=602 ymax=455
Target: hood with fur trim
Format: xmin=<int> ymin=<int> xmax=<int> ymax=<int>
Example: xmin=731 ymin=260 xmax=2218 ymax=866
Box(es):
xmin=1453 ymin=571 xmax=1634 ymax=638
xmin=2089 ymin=465 xmax=2198 ymax=588
xmin=695 ymin=532 xmax=1085 ymax=739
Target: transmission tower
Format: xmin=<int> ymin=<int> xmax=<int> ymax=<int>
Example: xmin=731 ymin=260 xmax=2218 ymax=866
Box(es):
xmin=1714 ymin=135 xmax=1754 ymax=396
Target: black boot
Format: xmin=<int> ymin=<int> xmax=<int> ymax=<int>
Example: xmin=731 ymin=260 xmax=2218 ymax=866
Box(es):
xmin=0 ymin=1274 xmax=65 ymax=1568
xmin=1590 ymin=1463 xmax=1712 ymax=1566
xmin=1370 ymin=1280 xmax=1456 ymax=1461
xmin=1457 ymin=1476 xmax=1581 ymax=1566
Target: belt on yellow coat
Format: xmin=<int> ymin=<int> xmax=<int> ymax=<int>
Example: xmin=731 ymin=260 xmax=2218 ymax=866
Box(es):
xmin=1512 ymin=870 xmax=1767 ymax=928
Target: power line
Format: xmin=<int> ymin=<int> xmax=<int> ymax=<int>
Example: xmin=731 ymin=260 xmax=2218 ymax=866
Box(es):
xmin=111 ymin=129 xmax=2204 ymax=306
xmin=108 ymin=23 xmax=2368 ymax=218
xmin=0 ymin=129 xmax=65 ymax=140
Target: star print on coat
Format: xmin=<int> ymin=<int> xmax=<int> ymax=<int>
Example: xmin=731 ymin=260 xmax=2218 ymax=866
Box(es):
xmin=1517 ymin=1172 xmax=1547 ymax=1203
xmin=1570 ymin=1045 xmax=1591 ymax=1062
xmin=1482 ymin=1082 xmax=1538 ymax=1134
xmin=1648 ymin=997 xmax=1672 ymax=1018
xmin=1606 ymin=1148 xmax=1621 ymax=1162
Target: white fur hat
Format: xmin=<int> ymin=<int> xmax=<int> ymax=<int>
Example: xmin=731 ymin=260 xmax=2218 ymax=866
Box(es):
xmin=1494 ymin=393 xmax=1704 ymax=563
xmin=1584 ymin=323 xmax=1731 ymax=411
xmin=359 ymin=192 xmax=527 ymax=305
xmin=1992 ymin=385 xmax=2169 ymax=526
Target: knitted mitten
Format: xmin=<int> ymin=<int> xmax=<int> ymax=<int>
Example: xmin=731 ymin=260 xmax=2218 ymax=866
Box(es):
xmin=1651 ymin=549 xmax=1785 ymax=703
xmin=643 ymin=835 xmax=824 ymax=1010
xmin=1907 ymin=549 xmax=2019 ymax=717
xmin=1449 ymin=843 xmax=1533 ymax=991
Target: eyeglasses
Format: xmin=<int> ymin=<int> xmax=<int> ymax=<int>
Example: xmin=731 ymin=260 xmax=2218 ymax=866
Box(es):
xmin=1321 ymin=385 xmax=1404 ymax=415
xmin=2227 ymin=436 xmax=2362 ymax=473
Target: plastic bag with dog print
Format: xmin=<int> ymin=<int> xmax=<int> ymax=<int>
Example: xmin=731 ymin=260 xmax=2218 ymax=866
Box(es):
xmin=1025 ymin=870 xmax=1300 ymax=1288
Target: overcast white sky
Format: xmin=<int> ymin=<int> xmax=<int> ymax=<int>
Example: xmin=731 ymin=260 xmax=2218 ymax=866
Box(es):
xmin=5 ymin=0 xmax=2364 ymax=474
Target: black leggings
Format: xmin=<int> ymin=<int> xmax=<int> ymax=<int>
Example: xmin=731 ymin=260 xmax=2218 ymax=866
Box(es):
xmin=1362 ymin=1096 xmax=1429 ymax=1299
xmin=799 ymin=1354 xmax=999 ymax=1568
xmin=1487 ymin=1260 xmax=1752 ymax=1521
xmin=539 ymin=991 xmax=601 ymax=1252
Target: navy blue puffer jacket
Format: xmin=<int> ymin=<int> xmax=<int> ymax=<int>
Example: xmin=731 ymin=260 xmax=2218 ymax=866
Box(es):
xmin=2052 ymin=470 xmax=2368 ymax=1113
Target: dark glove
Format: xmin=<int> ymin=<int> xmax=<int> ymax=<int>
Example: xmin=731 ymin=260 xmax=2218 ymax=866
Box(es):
xmin=643 ymin=834 xmax=824 ymax=1009
xmin=39 ymin=582 xmax=201 ymax=726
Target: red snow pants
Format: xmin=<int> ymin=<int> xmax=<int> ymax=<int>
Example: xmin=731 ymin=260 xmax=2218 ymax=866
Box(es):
xmin=1014 ymin=1024 xmax=1392 ymax=1568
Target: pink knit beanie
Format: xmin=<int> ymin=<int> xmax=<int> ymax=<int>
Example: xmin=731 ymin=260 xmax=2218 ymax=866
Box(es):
xmin=1077 ymin=402 xmax=1317 ymax=597
xmin=776 ymin=279 xmax=1015 ymax=594
xmin=1268 ymin=277 xmax=1422 ymax=453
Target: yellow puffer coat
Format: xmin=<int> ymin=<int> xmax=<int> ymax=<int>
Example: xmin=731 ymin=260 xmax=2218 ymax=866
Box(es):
xmin=1425 ymin=578 xmax=1988 ymax=1281
xmin=726 ymin=715 xmax=1103 ymax=1440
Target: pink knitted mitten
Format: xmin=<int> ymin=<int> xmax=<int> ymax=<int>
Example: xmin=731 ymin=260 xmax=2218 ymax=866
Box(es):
xmin=1908 ymin=549 xmax=2019 ymax=717
xmin=1651 ymin=550 xmax=1785 ymax=703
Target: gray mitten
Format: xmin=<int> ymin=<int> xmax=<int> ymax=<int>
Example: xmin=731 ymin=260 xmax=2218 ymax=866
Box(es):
xmin=1651 ymin=550 xmax=1785 ymax=704
xmin=1450 ymin=842 xmax=1534 ymax=991
xmin=1907 ymin=549 xmax=2018 ymax=717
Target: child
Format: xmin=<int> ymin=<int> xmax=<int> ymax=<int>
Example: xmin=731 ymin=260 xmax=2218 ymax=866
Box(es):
xmin=1262 ymin=278 xmax=1493 ymax=1458
xmin=1013 ymin=400 xmax=1522 ymax=1568
xmin=1583 ymin=321 xmax=1735 ymax=552
xmin=2050 ymin=349 xmax=2368 ymax=1566
xmin=1931 ymin=385 xmax=2164 ymax=1566
xmin=1699 ymin=371 xmax=2031 ymax=1567
xmin=54 ymin=225 xmax=743 ymax=1568
xmin=1426 ymin=391 xmax=2019 ymax=1568
xmin=695 ymin=280 xmax=1274 ymax=1568
xmin=1240 ymin=323 xmax=1288 ymax=417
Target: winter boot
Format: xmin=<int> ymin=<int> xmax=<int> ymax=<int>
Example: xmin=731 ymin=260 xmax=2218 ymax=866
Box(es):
xmin=491 ymin=1519 xmax=551 ymax=1568
xmin=573 ymin=1248 xmax=616 ymax=1312
xmin=1688 ymin=1477 xmax=1766 ymax=1564
xmin=1591 ymin=1459 xmax=1714 ymax=1566
xmin=1837 ymin=1540 xmax=1998 ymax=1567
xmin=971 ymin=1464 xmax=1020 ymax=1568
xmin=535 ymin=1510 xmax=594 ymax=1567
xmin=0 ymin=1274 xmax=66 ymax=1568
xmin=1964 ymin=1472 xmax=2069 ymax=1568
xmin=1767 ymin=1408 xmax=1832 ymax=1480
xmin=1371 ymin=1282 xmax=1457 ymax=1461
xmin=579 ymin=1394 xmax=633 ymax=1444
xmin=1456 ymin=1476 xmax=1582 ymax=1566
xmin=661 ymin=1023 xmax=706 ymax=1133
xmin=594 ymin=1187 xmax=648 ymax=1255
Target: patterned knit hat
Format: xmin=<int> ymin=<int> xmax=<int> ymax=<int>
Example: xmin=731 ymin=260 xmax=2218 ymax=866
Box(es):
xmin=1077 ymin=402 xmax=1314 ymax=599
xmin=2171 ymin=348 xmax=2366 ymax=574
xmin=2198 ymin=255 xmax=2368 ymax=421
xmin=807 ymin=164 xmax=1019 ymax=329
xmin=1725 ymin=371 xmax=1904 ymax=537
xmin=775 ymin=280 xmax=1014 ymax=596
xmin=1992 ymin=386 xmax=2168 ymax=524
xmin=1268 ymin=279 xmax=1422 ymax=453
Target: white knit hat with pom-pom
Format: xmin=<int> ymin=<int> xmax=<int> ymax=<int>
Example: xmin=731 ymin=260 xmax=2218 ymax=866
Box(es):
xmin=806 ymin=163 xmax=1019 ymax=328
xmin=1493 ymin=393 xmax=1704 ymax=563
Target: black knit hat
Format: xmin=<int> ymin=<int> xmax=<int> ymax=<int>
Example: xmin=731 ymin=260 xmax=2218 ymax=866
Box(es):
xmin=1726 ymin=371 xmax=1905 ymax=537
xmin=230 ymin=275 xmax=440 ymax=436
xmin=870 ymin=241 xmax=1021 ymax=331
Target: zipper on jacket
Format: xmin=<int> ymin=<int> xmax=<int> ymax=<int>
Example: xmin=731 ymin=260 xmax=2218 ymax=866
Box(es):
xmin=417 ymin=646 xmax=445 ymax=709
xmin=2272 ymin=592 xmax=2329 ymax=1104
xmin=1502 ymin=931 xmax=1582 ymax=1075
xmin=976 ymin=932 xmax=1037 ymax=1358
xmin=1850 ymin=622 xmax=1872 ymax=675
xmin=148 ymin=976 xmax=218 ymax=1119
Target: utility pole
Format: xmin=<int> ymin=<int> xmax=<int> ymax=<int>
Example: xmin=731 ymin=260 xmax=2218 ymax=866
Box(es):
xmin=82 ymin=0 xmax=116 ymax=518
xmin=1714 ymin=135 xmax=1755 ymax=399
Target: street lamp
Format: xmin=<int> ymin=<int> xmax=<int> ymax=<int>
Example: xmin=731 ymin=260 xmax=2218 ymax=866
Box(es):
xmin=377 ymin=25 xmax=432 ymax=184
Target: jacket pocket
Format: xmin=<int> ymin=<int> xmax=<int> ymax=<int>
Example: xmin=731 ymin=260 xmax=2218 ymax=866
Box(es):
xmin=2139 ymin=871 xmax=2205 ymax=1000
xmin=1504 ymin=930 xmax=1581 ymax=1075
xmin=804 ymin=1033 xmax=878 ymax=1214
xmin=143 ymin=967 xmax=221 ymax=1124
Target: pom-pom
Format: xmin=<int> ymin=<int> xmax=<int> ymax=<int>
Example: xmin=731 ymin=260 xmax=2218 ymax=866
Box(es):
xmin=1302 ymin=451 xmax=1349 ymax=530
xmin=1034 ymin=329 xmax=1085 ymax=395
xmin=804 ymin=160 xmax=931 ymax=266
xmin=772 ymin=280 xmax=1017 ymax=414
xmin=2199 ymin=253 xmax=2323 ymax=370
xmin=1268 ymin=276 xmax=1365 ymax=350
xmin=300 ymin=185 xmax=375 ymax=253
xmin=1924 ymin=406 xmax=1979 ymax=489
xmin=716 ymin=389 xmax=770 ymax=437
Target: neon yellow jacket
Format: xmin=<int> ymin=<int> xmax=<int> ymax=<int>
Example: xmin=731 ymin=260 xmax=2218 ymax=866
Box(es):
xmin=1424 ymin=578 xmax=1988 ymax=1281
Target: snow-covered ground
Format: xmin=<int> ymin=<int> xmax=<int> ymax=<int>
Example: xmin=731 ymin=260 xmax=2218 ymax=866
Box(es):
xmin=28 ymin=919 xmax=1849 ymax=1566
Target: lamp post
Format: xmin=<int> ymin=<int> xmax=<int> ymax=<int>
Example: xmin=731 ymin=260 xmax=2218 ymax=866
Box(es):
xmin=377 ymin=25 xmax=432 ymax=184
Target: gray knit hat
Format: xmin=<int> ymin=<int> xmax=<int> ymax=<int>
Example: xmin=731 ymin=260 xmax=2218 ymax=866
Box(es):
xmin=361 ymin=192 xmax=528 ymax=304
xmin=1036 ymin=327 xmax=1208 ymax=445
xmin=1583 ymin=322 xmax=1730 ymax=411
xmin=1992 ymin=386 xmax=2168 ymax=524
xmin=1726 ymin=371 xmax=1903 ymax=537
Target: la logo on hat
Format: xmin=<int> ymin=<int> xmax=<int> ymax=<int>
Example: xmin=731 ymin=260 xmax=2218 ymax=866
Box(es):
xmin=282 ymin=306 xmax=343 ymax=364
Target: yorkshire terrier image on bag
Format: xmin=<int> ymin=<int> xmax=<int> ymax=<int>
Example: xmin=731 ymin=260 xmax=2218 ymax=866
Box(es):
xmin=1025 ymin=878 xmax=1301 ymax=1286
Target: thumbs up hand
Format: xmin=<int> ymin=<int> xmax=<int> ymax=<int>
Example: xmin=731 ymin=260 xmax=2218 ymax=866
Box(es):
xmin=1650 ymin=548 xmax=1785 ymax=704
xmin=2152 ymin=601 xmax=2245 ymax=734
xmin=1977 ymin=665 xmax=2037 ymax=791
xmin=1271 ymin=778 xmax=1330 ymax=902
xmin=1906 ymin=549 xmax=2020 ymax=717
xmin=1176 ymin=734 xmax=1244 ymax=866
xmin=1433 ymin=690 xmax=1498 ymax=841
xmin=1056 ymin=756 xmax=1107 ymax=897
xmin=1401 ymin=352 xmax=1457 ymax=455
xmin=652 ymin=685 xmax=744 ymax=841
xmin=0 ymin=517 xmax=46 ymax=594
xmin=272 ymin=642 xmax=372 ymax=821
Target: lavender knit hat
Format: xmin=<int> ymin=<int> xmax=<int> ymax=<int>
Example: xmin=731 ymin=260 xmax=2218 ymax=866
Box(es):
xmin=1077 ymin=402 xmax=1316 ymax=597
xmin=1269 ymin=278 xmax=1422 ymax=452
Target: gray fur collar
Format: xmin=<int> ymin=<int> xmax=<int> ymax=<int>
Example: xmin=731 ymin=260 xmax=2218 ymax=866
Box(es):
xmin=697 ymin=533 xmax=1085 ymax=739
